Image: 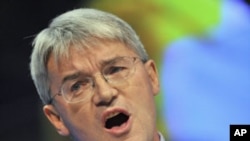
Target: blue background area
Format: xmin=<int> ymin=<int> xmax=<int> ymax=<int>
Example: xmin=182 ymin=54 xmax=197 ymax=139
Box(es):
xmin=162 ymin=0 xmax=250 ymax=140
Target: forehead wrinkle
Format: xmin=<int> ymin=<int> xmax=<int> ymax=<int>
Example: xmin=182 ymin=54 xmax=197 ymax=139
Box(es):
xmin=56 ymin=41 xmax=139 ymax=74
xmin=67 ymin=48 xmax=110 ymax=71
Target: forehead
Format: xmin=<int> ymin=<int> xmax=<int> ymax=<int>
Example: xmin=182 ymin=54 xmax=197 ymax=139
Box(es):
xmin=47 ymin=41 xmax=138 ymax=71
xmin=71 ymin=41 xmax=137 ymax=62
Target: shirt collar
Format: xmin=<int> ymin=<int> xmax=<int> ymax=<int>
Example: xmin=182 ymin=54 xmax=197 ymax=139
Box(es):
xmin=159 ymin=132 xmax=166 ymax=141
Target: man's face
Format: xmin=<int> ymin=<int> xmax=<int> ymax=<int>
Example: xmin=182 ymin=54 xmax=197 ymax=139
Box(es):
xmin=44 ymin=41 xmax=160 ymax=141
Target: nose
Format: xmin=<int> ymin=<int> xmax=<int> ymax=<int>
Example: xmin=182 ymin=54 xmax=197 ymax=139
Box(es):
xmin=92 ymin=73 xmax=118 ymax=106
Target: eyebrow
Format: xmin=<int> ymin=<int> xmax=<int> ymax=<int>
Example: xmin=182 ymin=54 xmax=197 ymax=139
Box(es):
xmin=60 ymin=56 xmax=125 ymax=85
xmin=61 ymin=71 xmax=82 ymax=85
xmin=100 ymin=56 xmax=123 ymax=66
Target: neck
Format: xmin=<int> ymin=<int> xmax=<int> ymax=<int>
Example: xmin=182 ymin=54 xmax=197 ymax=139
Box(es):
xmin=153 ymin=131 xmax=161 ymax=141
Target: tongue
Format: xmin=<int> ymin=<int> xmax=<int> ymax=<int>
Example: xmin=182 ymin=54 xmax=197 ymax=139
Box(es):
xmin=105 ymin=113 xmax=129 ymax=129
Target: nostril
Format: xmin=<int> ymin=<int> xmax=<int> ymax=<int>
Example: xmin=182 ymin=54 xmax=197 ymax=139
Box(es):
xmin=96 ymin=96 xmax=116 ymax=107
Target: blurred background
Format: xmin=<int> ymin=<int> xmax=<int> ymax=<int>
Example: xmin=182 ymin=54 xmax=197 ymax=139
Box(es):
xmin=0 ymin=0 xmax=249 ymax=140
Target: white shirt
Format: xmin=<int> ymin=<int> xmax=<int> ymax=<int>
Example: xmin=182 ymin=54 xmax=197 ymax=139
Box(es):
xmin=159 ymin=132 xmax=166 ymax=141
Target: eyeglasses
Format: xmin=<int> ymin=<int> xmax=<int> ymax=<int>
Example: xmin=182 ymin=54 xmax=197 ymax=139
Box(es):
xmin=48 ymin=56 xmax=145 ymax=104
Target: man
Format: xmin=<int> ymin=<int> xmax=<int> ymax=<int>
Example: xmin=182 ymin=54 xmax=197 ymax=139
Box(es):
xmin=30 ymin=8 xmax=164 ymax=141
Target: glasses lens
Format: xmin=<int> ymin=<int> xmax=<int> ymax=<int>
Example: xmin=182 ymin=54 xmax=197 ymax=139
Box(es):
xmin=103 ymin=57 xmax=136 ymax=83
xmin=61 ymin=77 xmax=93 ymax=103
xmin=59 ymin=57 xmax=138 ymax=103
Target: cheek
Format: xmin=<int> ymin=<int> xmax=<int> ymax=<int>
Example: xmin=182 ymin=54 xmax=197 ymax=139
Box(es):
xmin=129 ymin=69 xmax=155 ymax=99
xmin=57 ymin=104 xmax=102 ymax=137
xmin=57 ymin=103 xmax=94 ymax=126
xmin=131 ymin=70 xmax=157 ymax=113
xmin=127 ymin=86 xmax=157 ymax=131
xmin=126 ymin=72 xmax=157 ymax=113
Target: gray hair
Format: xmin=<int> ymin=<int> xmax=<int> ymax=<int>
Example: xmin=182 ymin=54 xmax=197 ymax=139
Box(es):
xmin=30 ymin=8 xmax=149 ymax=104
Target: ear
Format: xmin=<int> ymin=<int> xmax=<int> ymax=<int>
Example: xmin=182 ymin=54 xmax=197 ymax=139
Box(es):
xmin=43 ymin=105 xmax=70 ymax=136
xmin=144 ymin=59 xmax=160 ymax=96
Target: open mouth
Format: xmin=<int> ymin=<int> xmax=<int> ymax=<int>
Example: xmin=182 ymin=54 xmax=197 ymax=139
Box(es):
xmin=105 ymin=112 xmax=129 ymax=129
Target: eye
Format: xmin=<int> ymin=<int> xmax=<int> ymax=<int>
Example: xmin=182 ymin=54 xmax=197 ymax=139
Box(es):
xmin=70 ymin=82 xmax=82 ymax=92
xmin=70 ymin=79 xmax=90 ymax=92
xmin=107 ymin=66 xmax=126 ymax=75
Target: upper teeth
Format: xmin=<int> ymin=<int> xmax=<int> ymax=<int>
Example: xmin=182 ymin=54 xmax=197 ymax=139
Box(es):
xmin=106 ymin=112 xmax=120 ymax=120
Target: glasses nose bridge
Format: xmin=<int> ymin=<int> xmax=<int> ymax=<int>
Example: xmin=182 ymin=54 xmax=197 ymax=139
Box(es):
xmin=92 ymin=72 xmax=109 ymax=87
